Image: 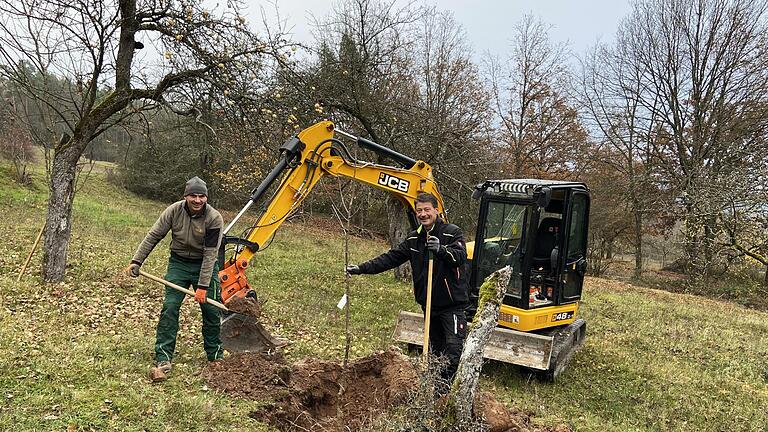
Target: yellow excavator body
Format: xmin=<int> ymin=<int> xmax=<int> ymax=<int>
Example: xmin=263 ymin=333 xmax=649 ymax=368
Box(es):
xmin=221 ymin=121 xmax=589 ymax=379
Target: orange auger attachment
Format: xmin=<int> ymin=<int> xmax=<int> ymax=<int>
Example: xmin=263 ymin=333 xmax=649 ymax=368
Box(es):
xmin=219 ymin=259 xmax=252 ymax=303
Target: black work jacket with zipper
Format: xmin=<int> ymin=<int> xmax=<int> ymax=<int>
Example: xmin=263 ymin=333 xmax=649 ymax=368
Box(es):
xmin=358 ymin=219 xmax=469 ymax=313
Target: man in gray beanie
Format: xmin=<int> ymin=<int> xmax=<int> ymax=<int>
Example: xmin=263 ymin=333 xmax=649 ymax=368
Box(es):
xmin=126 ymin=176 xmax=224 ymax=381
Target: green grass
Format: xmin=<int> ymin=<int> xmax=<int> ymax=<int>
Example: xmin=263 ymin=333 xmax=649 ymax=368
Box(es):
xmin=0 ymin=159 xmax=767 ymax=431
xmin=491 ymin=278 xmax=768 ymax=430
xmin=606 ymin=258 xmax=768 ymax=311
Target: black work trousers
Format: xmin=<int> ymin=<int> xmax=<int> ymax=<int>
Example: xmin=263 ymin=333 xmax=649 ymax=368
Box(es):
xmin=427 ymin=308 xmax=467 ymax=388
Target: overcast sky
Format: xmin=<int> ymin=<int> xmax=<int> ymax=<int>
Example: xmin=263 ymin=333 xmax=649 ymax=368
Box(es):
xmin=243 ymin=0 xmax=633 ymax=58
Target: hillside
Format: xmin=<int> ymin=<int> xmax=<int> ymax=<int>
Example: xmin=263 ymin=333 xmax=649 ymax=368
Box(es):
xmin=0 ymin=163 xmax=766 ymax=431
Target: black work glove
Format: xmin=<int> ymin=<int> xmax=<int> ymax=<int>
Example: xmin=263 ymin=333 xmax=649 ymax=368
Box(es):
xmin=426 ymin=236 xmax=441 ymax=254
xmin=345 ymin=265 xmax=361 ymax=276
xmin=127 ymin=262 xmax=141 ymax=278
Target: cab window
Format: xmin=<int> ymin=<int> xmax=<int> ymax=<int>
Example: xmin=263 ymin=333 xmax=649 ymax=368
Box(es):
xmin=476 ymin=201 xmax=527 ymax=297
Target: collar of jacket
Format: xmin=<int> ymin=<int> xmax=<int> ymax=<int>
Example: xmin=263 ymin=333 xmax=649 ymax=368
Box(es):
xmin=416 ymin=218 xmax=443 ymax=236
xmin=184 ymin=201 xmax=208 ymax=219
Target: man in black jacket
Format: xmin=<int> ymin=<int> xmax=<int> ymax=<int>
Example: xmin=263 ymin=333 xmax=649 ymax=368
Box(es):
xmin=346 ymin=193 xmax=469 ymax=387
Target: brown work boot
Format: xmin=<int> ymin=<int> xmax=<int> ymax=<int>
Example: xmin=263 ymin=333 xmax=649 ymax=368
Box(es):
xmin=148 ymin=367 xmax=166 ymax=383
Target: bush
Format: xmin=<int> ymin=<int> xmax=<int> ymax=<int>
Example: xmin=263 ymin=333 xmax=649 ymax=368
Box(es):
xmin=0 ymin=111 xmax=36 ymax=185
xmin=118 ymin=132 xmax=210 ymax=203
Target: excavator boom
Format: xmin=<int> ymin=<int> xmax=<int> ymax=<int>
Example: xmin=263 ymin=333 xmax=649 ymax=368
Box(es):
xmin=218 ymin=121 xmax=445 ymax=303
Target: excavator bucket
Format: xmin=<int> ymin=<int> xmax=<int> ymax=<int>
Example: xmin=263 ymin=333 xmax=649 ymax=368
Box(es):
xmin=392 ymin=311 xmax=586 ymax=379
xmin=220 ymin=312 xmax=289 ymax=353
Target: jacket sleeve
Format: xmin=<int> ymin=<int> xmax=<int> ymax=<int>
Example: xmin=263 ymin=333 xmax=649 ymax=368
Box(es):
xmin=358 ymin=239 xmax=411 ymax=274
xmin=131 ymin=204 xmax=175 ymax=265
xmin=197 ymin=211 xmax=224 ymax=288
xmin=436 ymin=224 xmax=467 ymax=268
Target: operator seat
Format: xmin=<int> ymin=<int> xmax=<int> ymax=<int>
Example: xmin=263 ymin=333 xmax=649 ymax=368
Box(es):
xmin=531 ymin=217 xmax=561 ymax=274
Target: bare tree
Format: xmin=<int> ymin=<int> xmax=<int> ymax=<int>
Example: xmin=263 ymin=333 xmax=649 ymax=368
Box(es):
xmin=308 ymin=0 xmax=419 ymax=140
xmin=617 ymin=0 xmax=768 ymax=281
xmin=0 ymin=0 xmax=289 ymax=282
xmin=488 ymin=14 xmax=587 ymax=179
xmin=579 ymin=41 xmax=666 ymax=278
xmin=404 ymin=8 xmax=492 ymax=229
xmin=301 ymin=0 xmax=422 ymax=279
xmin=711 ymin=150 xmax=768 ymax=284
xmin=579 ymin=154 xmax=635 ymax=275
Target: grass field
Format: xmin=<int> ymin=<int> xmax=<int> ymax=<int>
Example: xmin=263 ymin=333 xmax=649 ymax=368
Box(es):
xmin=1 ymin=161 xmax=767 ymax=431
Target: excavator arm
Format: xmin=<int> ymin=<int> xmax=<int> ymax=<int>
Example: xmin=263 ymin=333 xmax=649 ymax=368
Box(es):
xmin=218 ymin=120 xmax=445 ymax=303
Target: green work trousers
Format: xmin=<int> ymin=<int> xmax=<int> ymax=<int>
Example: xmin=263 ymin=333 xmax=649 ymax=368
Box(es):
xmin=155 ymin=255 xmax=223 ymax=362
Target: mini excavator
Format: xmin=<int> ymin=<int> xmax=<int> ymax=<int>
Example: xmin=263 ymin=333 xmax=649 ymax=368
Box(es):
xmin=218 ymin=121 xmax=588 ymax=380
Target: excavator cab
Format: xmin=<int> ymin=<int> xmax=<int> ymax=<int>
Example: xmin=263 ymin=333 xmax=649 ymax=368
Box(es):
xmin=468 ymin=180 xmax=590 ymax=333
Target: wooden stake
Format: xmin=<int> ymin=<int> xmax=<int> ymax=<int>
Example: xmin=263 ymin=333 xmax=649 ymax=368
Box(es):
xmin=17 ymin=223 xmax=45 ymax=282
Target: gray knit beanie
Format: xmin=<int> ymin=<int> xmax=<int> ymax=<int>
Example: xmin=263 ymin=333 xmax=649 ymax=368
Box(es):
xmin=184 ymin=176 xmax=208 ymax=196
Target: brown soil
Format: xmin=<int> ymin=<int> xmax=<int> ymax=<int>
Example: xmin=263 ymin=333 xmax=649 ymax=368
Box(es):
xmin=204 ymin=348 xmax=416 ymax=430
xmin=202 ymin=349 xmax=570 ymax=432
xmin=475 ymin=391 xmax=571 ymax=432
xmin=225 ymin=296 xmax=263 ymax=318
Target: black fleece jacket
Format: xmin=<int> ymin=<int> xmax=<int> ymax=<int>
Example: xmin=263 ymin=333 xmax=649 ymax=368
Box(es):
xmin=358 ymin=219 xmax=469 ymax=313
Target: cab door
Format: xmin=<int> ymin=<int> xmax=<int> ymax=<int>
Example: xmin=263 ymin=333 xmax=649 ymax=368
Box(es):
xmin=560 ymin=191 xmax=589 ymax=303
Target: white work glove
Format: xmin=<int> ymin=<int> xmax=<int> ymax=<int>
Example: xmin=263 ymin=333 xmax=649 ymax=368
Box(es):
xmin=345 ymin=264 xmax=361 ymax=276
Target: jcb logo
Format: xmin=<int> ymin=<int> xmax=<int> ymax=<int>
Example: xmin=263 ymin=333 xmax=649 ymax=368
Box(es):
xmin=552 ymin=311 xmax=574 ymax=322
xmin=378 ymin=173 xmax=410 ymax=193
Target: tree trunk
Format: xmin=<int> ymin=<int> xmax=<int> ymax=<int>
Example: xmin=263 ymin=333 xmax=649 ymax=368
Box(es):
xmin=42 ymin=144 xmax=81 ymax=282
xmin=447 ymin=266 xmax=511 ymax=423
xmin=682 ymin=212 xmax=704 ymax=285
xmin=764 ymin=265 xmax=767 ymax=287
xmin=633 ymin=209 xmax=643 ymax=279
xmin=386 ymin=196 xmax=412 ymax=281
xmin=702 ymin=217 xmax=717 ymax=279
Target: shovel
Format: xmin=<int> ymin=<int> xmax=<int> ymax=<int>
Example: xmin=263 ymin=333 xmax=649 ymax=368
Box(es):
xmin=139 ymin=270 xmax=288 ymax=353
xmin=423 ymin=250 xmax=434 ymax=366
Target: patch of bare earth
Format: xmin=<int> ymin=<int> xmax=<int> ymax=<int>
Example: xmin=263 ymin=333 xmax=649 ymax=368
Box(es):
xmin=203 ymin=349 xmax=570 ymax=432
xmin=476 ymin=392 xmax=571 ymax=432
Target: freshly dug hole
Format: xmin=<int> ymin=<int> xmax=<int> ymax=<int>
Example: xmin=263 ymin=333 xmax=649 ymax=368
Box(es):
xmin=203 ymin=348 xmax=417 ymax=431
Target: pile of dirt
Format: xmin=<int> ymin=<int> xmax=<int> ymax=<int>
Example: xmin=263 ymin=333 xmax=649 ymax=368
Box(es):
xmin=203 ymin=349 xmax=570 ymax=432
xmin=225 ymin=296 xmax=263 ymax=318
xmin=203 ymin=348 xmax=416 ymax=430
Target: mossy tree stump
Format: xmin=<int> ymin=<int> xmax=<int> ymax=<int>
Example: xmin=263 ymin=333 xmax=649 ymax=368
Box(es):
xmin=447 ymin=265 xmax=511 ymax=423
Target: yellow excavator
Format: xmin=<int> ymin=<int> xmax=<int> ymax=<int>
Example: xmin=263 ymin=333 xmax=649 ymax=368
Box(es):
xmin=218 ymin=121 xmax=588 ymax=380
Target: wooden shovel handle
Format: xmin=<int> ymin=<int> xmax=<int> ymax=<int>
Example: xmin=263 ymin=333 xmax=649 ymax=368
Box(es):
xmin=139 ymin=270 xmax=229 ymax=312
xmin=422 ymin=255 xmax=434 ymax=364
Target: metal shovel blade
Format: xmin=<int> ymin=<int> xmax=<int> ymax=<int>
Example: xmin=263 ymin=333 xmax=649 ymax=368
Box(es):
xmin=221 ymin=312 xmax=289 ymax=353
